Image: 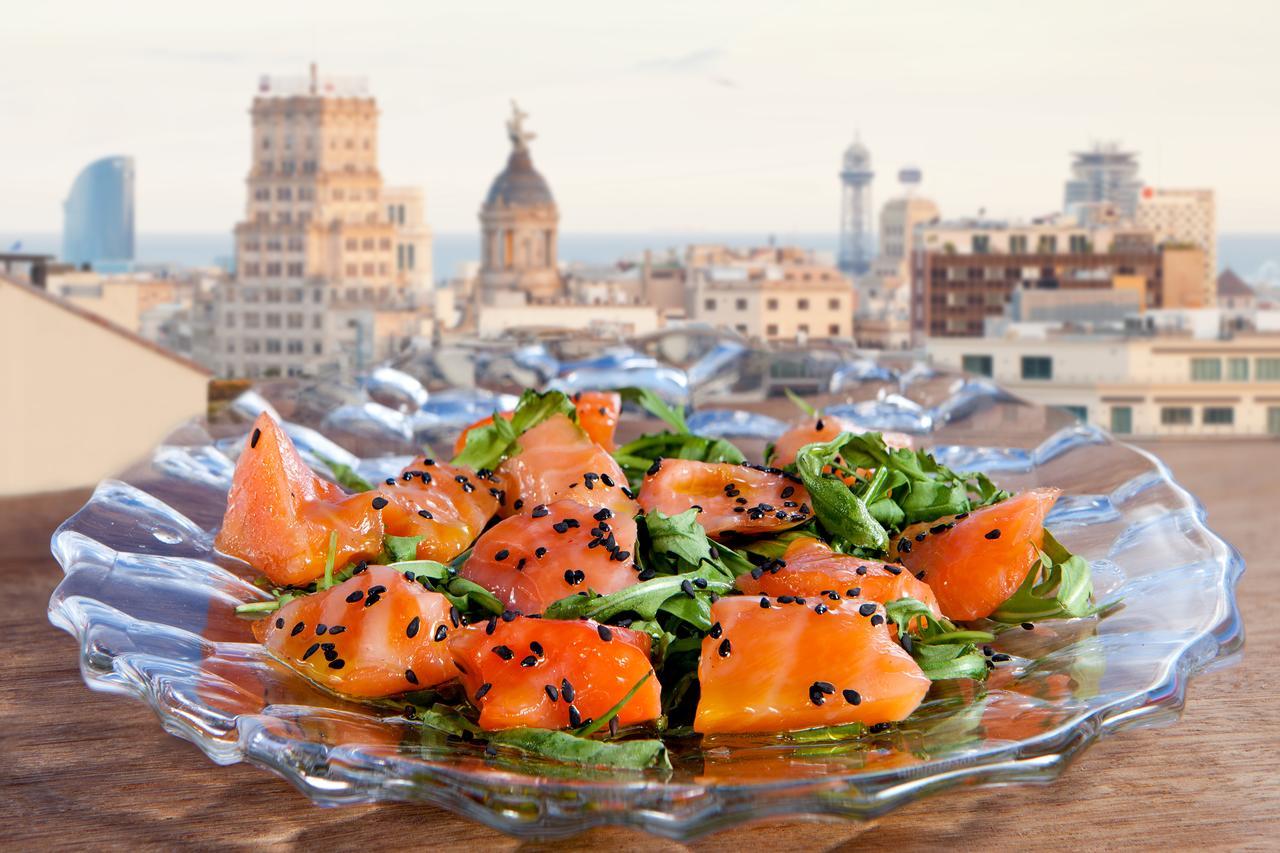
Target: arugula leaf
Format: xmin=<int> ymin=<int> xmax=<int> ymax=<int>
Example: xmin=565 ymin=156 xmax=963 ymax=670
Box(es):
xmin=989 ymin=530 xmax=1099 ymax=624
xmin=575 ymin=671 xmax=654 ymax=737
xmin=382 ymin=534 xmax=425 ymax=564
xmin=615 ymin=386 xmax=688 ymax=433
xmin=884 ymin=597 xmax=993 ymax=681
xmin=317 ymin=454 xmax=373 ymax=492
xmin=389 ymin=559 xmax=451 ymax=583
xmin=451 ymin=389 xmax=576 ymax=471
xmin=415 ymin=703 xmax=480 ymax=737
xmin=784 ymin=388 xmax=818 ymax=418
xmin=487 ymin=728 xmax=670 ymax=771
xmin=318 ymin=530 xmax=339 ymax=590
xmin=441 ymin=576 xmax=506 ymax=616
xmin=542 ymin=572 xmax=733 ymax=627
xmin=794 ymin=436 xmax=888 ymax=552
xmin=613 ymin=432 xmax=745 ymax=491
xmin=644 ymin=508 xmax=714 ymax=569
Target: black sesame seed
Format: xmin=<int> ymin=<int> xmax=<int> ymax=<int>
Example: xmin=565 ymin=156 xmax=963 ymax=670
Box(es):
xmin=870 ymin=614 xmax=885 ymax=626
xmin=275 ymin=617 xmax=284 ymax=629
xmin=535 ymin=546 xmax=548 ymax=559
xmin=778 ymin=595 xmax=794 ymax=604
xmin=718 ymin=638 xmax=732 ymax=657
xmin=501 ymin=609 xmax=519 ymax=622
xmin=561 ymin=679 xmax=575 ymax=703
xmin=597 ymin=625 xmax=613 ymax=642
xmin=371 ymin=496 xmax=389 ymax=510
xmin=760 ymin=597 xmax=771 ymax=608
xmin=475 ymin=682 xmax=492 ymax=700
xmin=302 ymin=643 xmax=320 ymax=661
xmin=290 ymin=621 xmax=305 ymax=636
xmin=815 ymin=603 xmax=829 ymax=614
xmin=494 ymin=549 xmax=509 ymax=561
xmin=930 ymin=523 xmax=949 ymax=535
xmin=870 ymin=722 xmax=892 ymax=734
xmin=417 ymin=509 xmax=434 ymax=520
xmin=530 ymin=640 xmax=544 ymax=657
xmin=520 ymin=655 xmax=538 ymax=667
xmin=544 ymin=684 xmax=559 ymax=702
xmin=692 ymin=577 xmax=708 ymax=589
xmin=680 ymin=579 xmax=696 ymax=598
xmin=646 ymin=460 xmax=661 ymax=475
xmin=513 ymin=499 xmax=524 ymax=510
xmin=1022 ymin=622 xmax=1035 ymax=630
xmin=346 ymin=590 xmax=363 ymax=604
xmin=328 ymin=659 xmax=346 ymax=670
xmin=449 ymin=606 xmax=461 ymax=628
xmin=250 ymin=427 xmax=261 ymax=448
xmin=405 ymin=669 xmax=419 ymax=685
xmin=553 ymin=521 xmax=569 ymax=534
xmin=898 ymin=538 xmax=912 ymax=553
xmin=328 ymin=625 xmax=346 ymax=635
xmin=781 ymin=485 xmax=795 ymax=499
xmin=858 ymin=603 xmax=877 ymax=617
xmin=982 ymin=644 xmax=994 ymax=656
xmin=568 ymin=705 xmax=582 ymax=727
xmin=593 ymin=508 xmax=613 ymax=521
xmin=886 ymin=566 xmax=902 ymax=576
xmin=709 ymin=621 xmax=723 ymax=639
xmin=493 ymin=645 xmax=514 ymax=660
xmin=842 ymin=689 xmax=862 ymax=705
xmin=433 ymin=624 xmax=448 ymax=642
xmin=406 ymin=616 xmax=420 ymax=639
xmin=846 ymin=587 xmax=862 ymax=598
xmin=609 ymin=717 xmax=619 ymax=737
xmin=955 ymin=512 xmax=969 ymax=520
xmin=985 ymin=528 xmax=1002 ymax=540
xmin=600 ymin=473 xmax=615 ymax=487
xmin=856 ymin=566 xmax=868 ymax=576
xmin=991 ymin=653 xmax=1012 ymax=662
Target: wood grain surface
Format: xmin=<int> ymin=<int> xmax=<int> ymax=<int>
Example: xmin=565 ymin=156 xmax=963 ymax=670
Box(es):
xmin=2 ymin=441 xmax=1276 ymax=851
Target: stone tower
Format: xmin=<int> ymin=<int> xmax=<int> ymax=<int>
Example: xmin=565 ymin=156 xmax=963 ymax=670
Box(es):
xmin=478 ymin=101 xmax=561 ymax=303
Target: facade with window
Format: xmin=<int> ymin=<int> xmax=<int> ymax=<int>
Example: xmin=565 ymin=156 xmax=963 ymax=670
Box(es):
xmin=928 ymin=331 xmax=1280 ymax=437
xmin=689 ymin=251 xmax=854 ymax=342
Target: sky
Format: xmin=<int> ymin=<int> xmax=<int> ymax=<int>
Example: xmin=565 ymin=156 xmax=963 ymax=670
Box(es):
xmin=2 ymin=0 xmax=1278 ymax=235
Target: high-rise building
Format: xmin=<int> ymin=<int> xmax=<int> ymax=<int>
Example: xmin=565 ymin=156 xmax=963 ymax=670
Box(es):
xmin=911 ymin=218 xmax=1208 ymax=339
xmin=62 ymin=156 xmax=135 ymax=268
xmin=383 ymin=186 xmax=434 ymax=294
xmin=1136 ymin=187 xmax=1216 ymax=304
xmin=837 ymin=135 xmax=874 ymax=276
xmin=1063 ymin=142 xmax=1142 ymax=223
xmin=214 ymin=65 xmax=427 ymax=378
xmin=478 ymin=102 xmax=561 ymax=304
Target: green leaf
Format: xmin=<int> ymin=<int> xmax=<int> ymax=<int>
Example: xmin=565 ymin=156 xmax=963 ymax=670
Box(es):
xmin=415 ymin=703 xmax=480 ymax=737
xmin=884 ymin=597 xmax=993 ymax=681
xmin=794 ymin=436 xmax=888 ymax=551
xmin=450 ymin=390 xmax=576 ymax=471
xmin=316 ymin=454 xmax=373 ymax=492
xmin=542 ymin=572 xmax=733 ymax=626
xmin=382 ymin=534 xmax=425 ymax=564
xmin=784 ymin=388 xmax=818 ymax=418
xmin=442 ymin=576 xmax=506 ymax=616
xmin=575 ymin=671 xmax=654 ymax=737
xmin=318 ymin=530 xmax=339 ymax=590
xmin=486 ymin=728 xmax=670 ymax=771
xmin=615 ymin=387 xmax=688 ymax=433
xmin=989 ymin=530 xmax=1099 ymax=624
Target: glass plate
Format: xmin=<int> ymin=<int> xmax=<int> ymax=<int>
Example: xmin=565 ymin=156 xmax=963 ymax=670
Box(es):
xmin=47 ymin=339 xmax=1244 ymax=839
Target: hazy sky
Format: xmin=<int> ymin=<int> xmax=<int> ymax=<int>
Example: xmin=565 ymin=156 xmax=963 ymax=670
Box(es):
xmin=3 ymin=0 xmax=1277 ymax=234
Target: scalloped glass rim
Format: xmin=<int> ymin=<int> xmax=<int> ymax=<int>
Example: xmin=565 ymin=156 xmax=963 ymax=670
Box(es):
xmin=47 ymin=379 xmax=1244 ymax=840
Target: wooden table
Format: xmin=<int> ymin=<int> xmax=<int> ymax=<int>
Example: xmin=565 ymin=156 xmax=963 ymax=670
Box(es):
xmin=3 ymin=441 xmax=1276 ymax=850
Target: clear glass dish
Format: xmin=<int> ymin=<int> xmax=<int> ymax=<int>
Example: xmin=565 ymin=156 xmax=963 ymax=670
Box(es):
xmin=47 ymin=339 xmax=1244 ymax=839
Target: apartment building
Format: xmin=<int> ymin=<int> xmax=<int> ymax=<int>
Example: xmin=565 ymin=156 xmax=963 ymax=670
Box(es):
xmin=929 ymin=315 xmax=1280 ymax=437
xmin=690 ymin=248 xmax=854 ymax=342
xmin=1136 ymin=187 xmax=1216 ymax=302
xmin=911 ymin=218 xmax=1207 ymax=341
xmin=214 ymin=66 xmax=429 ymax=378
xmin=383 ymin=186 xmax=434 ymax=294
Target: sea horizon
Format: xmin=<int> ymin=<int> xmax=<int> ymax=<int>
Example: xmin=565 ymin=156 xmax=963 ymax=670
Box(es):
xmin=4 ymin=230 xmax=1279 ymax=287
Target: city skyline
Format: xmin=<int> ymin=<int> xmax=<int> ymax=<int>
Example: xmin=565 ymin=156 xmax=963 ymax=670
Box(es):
xmin=3 ymin=1 xmax=1278 ymax=236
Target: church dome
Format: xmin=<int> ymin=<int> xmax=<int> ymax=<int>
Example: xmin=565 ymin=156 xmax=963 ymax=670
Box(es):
xmin=484 ymin=148 xmax=556 ymax=209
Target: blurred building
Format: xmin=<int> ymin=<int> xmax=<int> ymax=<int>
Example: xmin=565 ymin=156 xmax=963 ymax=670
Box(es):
xmin=0 ymin=274 xmax=209 ymax=494
xmin=1217 ymin=269 xmax=1256 ymax=312
xmin=62 ymin=156 xmax=135 ymax=269
xmin=910 ymin=217 xmax=1210 ymax=340
xmin=837 ymin=135 xmax=874 ymax=276
xmin=477 ymin=102 xmax=561 ymax=303
xmin=689 ymin=245 xmax=854 ymax=342
xmin=213 ymin=65 xmax=431 ymax=378
xmin=1063 ymin=142 xmax=1142 ymax=223
xmin=929 ymin=309 xmax=1280 ymax=438
xmin=1135 ymin=187 xmax=1216 ymax=300
xmin=383 ymin=185 xmax=434 ymax=291
xmin=855 ymin=167 xmax=939 ymax=349
xmin=47 ymin=271 xmax=192 ymax=334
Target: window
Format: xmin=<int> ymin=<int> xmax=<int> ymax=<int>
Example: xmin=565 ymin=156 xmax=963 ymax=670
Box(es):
xmin=797 ymin=299 xmax=810 ymax=310
xmin=1190 ymin=358 xmax=1222 ymax=381
xmin=1021 ymin=356 xmax=1052 ymax=380
xmin=1268 ymin=407 xmax=1280 ymax=436
xmin=766 ymin=323 xmax=779 ymax=336
xmin=766 ymin=298 xmax=779 ymax=310
xmin=1068 ymin=235 xmax=1090 ymax=254
xmin=313 ymin=341 xmax=324 ymax=355
xmin=735 ymin=298 xmax=748 ymax=311
xmin=1111 ymin=406 xmax=1133 ymax=434
xmin=1203 ymin=407 xmax=1234 ymax=425
xmin=971 ymin=235 xmax=990 ymax=254
xmin=224 ymin=313 xmax=235 ymax=328
xmin=962 ymin=354 xmax=993 ymax=377
xmin=828 ymin=298 xmax=841 ymax=310
xmin=828 ymin=324 xmax=840 ymax=336
xmin=1228 ymin=358 xmax=1249 ymax=381
xmin=265 ymin=314 xmax=281 ymax=329
xmin=798 ymin=323 xmax=809 ymax=334
xmin=1161 ymin=407 xmax=1193 ymax=426
xmin=244 ymin=313 xmax=260 ymax=328
xmin=1037 ymin=235 xmax=1057 ymax=254
xmin=407 ymin=244 xmax=415 ymax=270
xmin=266 ymin=339 xmax=281 ymax=354
xmin=287 ymin=340 xmax=304 ymax=354
xmin=286 ymin=313 xmax=303 ymax=329
xmin=734 ymin=324 xmax=747 ymax=333
xmin=704 ymin=298 xmax=717 ymax=311
xmin=1009 ymin=235 xmax=1028 ymax=254
xmin=1257 ymin=358 xmax=1280 ymax=380
xmin=1061 ymin=405 xmax=1088 ymax=422
xmin=244 ymin=339 xmax=261 ymax=354
xmin=313 ymin=314 xmax=323 ymax=330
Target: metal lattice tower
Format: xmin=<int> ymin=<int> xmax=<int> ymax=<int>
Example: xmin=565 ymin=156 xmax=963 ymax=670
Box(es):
xmin=838 ymin=134 xmax=874 ymax=276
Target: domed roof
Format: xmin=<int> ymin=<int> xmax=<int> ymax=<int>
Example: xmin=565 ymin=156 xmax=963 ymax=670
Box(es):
xmin=484 ymin=149 xmax=556 ymax=209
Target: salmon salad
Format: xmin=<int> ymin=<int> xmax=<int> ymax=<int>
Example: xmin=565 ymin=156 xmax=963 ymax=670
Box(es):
xmin=224 ymin=388 xmax=1099 ymax=769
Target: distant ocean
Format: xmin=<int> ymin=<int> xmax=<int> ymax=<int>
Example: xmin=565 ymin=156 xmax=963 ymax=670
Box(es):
xmin=4 ymin=231 xmax=1279 ymax=286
